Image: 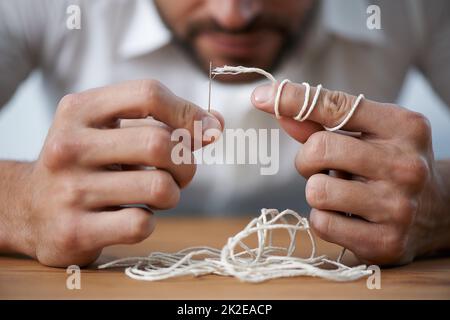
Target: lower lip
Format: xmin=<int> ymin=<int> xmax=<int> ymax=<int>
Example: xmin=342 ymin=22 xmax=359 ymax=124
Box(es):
xmin=199 ymin=32 xmax=263 ymax=57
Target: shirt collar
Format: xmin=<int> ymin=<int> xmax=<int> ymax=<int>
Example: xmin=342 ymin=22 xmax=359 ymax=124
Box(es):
xmin=118 ymin=0 xmax=385 ymax=60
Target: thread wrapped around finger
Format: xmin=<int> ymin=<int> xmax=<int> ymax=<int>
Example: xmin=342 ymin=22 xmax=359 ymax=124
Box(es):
xmin=212 ymin=65 xmax=364 ymax=132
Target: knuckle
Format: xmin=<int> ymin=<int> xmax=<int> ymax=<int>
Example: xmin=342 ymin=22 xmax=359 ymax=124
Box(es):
xmin=402 ymin=111 xmax=432 ymax=148
xmin=305 ymin=131 xmax=329 ymax=163
xmin=60 ymin=178 xmax=88 ymax=207
xmin=392 ymin=155 xmax=429 ymax=189
xmin=356 ymin=226 xmax=383 ymax=261
xmin=310 ymin=210 xmax=332 ymax=240
xmin=57 ymin=93 xmax=82 ymax=116
xmin=143 ymin=128 xmax=171 ymax=158
xmin=322 ymin=90 xmax=352 ymax=128
xmin=137 ymin=79 xmax=164 ymax=116
xmin=296 ymin=132 xmax=330 ymax=177
xmin=392 ymin=197 xmax=416 ymax=226
xmin=380 ymin=229 xmax=408 ymax=262
xmin=126 ymin=210 xmax=154 ymax=243
xmin=150 ymin=171 xmax=180 ymax=208
xmin=138 ymin=79 xmax=163 ymax=100
xmin=42 ymin=135 xmax=81 ymax=170
xmin=305 ymin=175 xmax=328 ymax=208
xmin=177 ymin=101 xmax=199 ymax=129
xmin=53 ymin=215 xmax=81 ymax=252
xmin=308 ymin=131 xmax=329 ymax=157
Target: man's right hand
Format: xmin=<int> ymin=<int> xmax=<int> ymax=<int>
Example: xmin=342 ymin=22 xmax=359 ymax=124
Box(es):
xmin=0 ymin=80 xmax=223 ymax=267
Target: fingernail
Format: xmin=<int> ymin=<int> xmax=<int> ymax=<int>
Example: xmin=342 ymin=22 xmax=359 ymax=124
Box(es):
xmin=253 ymin=84 xmax=274 ymax=104
xmin=202 ymin=115 xmax=222 ymax=142
xmin=202 ymin=115 xmax=222 ymax=132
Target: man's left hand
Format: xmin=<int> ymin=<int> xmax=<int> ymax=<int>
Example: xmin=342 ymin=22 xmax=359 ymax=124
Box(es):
xmin=252 ymin=81 xmax=449 ymax=265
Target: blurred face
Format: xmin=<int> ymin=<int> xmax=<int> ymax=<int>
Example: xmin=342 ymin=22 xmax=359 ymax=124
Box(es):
xmin=154 ymin=0 xmax=316 ymax=82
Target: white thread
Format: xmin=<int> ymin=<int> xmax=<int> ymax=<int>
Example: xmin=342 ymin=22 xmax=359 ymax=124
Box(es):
xmin=294 ymin=82 xmax=311 ymax=121
xmin=298 ymin=84 xmax=322 ymax=122
xmin=212 ymin=66 xmax=364 ymax=132
xmin=212 ymin=66 xmax=276 ymax=82
xmin=323 ymin=94 xmax=365 ymax=131
xmin=274 ymin=79 xmax=291 ymax=119
xmin=99 ymin=209 xmax=372 ymax=283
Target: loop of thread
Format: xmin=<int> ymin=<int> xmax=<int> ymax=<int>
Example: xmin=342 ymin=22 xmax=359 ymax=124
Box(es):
xmin=99 ymin=209 xmax=372 ymax=283
xmin=323 ymin=94 xmax=365 ymax=131
xmin=212 ymin=65 xmax=365 ymax=132
xmin=274 ymin=79 xmax=291 ymax=119
xmin=294 ymin=82 xmax=311 ymax=121
xmin=298 ymin=84 xmax=322 ymax=122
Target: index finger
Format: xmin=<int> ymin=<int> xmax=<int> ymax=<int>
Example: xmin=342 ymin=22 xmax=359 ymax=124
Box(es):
xmin=251 ymin=81 xmax=402 ymax=137
xmin=59 ymin=80 xmax=223 ymax=138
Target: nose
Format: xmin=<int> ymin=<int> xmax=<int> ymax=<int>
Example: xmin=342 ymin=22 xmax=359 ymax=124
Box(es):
xmin=207 ymin=0 xmax=262 ymax=31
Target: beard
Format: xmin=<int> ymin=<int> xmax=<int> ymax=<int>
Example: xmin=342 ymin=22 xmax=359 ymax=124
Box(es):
xmin=155 ymin=3 xmax=318 ymax=82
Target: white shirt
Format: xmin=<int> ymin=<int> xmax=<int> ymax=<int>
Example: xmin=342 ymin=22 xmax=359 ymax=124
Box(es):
xmin=0 ymin=0 xmax=449 ymax=215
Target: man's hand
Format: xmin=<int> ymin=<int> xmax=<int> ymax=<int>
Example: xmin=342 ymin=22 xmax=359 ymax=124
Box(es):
xmin=0 ymin=80 xmax=223 ymax=267
xmin=252 ymin=82 xmax=450 ymax=265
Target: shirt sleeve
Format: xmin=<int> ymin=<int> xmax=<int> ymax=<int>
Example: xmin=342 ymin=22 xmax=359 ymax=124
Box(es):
xmin=0 ymin=0 xmax=47 ymax=108
xmin=415 ymin=0 xmax=450 ymax=107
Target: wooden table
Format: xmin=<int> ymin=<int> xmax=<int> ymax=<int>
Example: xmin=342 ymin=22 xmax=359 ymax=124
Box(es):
xmin=1 ymin=217 xmax=450 ymax=300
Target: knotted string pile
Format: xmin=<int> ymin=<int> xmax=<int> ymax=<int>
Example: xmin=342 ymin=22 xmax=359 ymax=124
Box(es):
xmin=99 ymin=209 xmax=372 ymax=282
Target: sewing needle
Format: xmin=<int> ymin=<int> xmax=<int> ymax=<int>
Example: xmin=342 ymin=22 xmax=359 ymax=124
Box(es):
xmin=208 ymin=61 xmax=212 ymax=113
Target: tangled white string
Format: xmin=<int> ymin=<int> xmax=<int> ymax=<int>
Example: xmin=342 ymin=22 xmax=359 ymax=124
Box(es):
xmin=99 ymin=209 xmax=372 ymax=283
xmin=212 ymin=65 xmax=365 ymax=132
